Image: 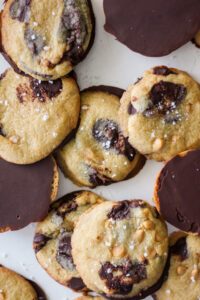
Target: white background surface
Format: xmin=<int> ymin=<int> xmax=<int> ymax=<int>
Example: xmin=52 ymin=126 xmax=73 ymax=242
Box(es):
xmin=0 ymin=0 xmax=200 ymax=299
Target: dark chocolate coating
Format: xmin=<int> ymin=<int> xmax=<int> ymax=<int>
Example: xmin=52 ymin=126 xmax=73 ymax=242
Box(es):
xmin=29 ymin=280 xmax=47 ymax=300
xmin=157 ymin=150 xmax=200 ymax=233
xmin=104 ymin=0 xmax=200 ymax=57
xmin=83 ymin=85 xmax=124 ymax=98
xmin=0 ymin=157 xmax=54 ymax=231
xmin=102 ymin=251 xmax=170 ymax=300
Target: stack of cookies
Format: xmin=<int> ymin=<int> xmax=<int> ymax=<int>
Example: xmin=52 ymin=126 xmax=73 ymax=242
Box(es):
xmin=1 ymin=1 xmax=200 ymax=300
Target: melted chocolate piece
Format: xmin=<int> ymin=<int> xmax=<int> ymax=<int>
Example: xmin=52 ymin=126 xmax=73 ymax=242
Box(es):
xmin=56 ymin=231 xmax=75 ymax=271
xmin=24 ymin=28 xmax=45 ymax=55
xmin=107 ymin=201 xmax=131 ymax=220
xmin=30 ymin=78 xmax=63 ymax=100
xmin=103 ymin=0 xmax=200 ymax=57
xmin=59 ymin=0 xmax=87 ymax=65
xmin=88 ymin=167 xmax=113 ymax=187
xmin=153 ymin=66 xmax=177 ymax=76
xmin=29 ymin=280 xmax=47 ymax=300
xmin=157 ymin=150 xmax=200 ymax=233
xmin=0 ymin=124 xmax=6 ymax=137
xmin=56 ymin=200 xmax=78 ymax=218
xmin=107 ymin=200 xmax=145 ymax=221
xmin=99 ymin=260 xmax=147 ymax=295
xmin=128 ymin=102 xmax=137 ymax=115
xmin=171 ymin=237 xmax=188 ymax=261
xmin=0 ymin=157 xmax=54 ymax=231
xmin=144 ymin=81 xmax=187 ymax=117
xmin=33 ymin=233 xmax=51 ymax=253
xmin=9 ymin=0 xmax=31 ymax=23
xmin=67 ymin=277 xmax=86 ymax=292
xmin=93 ymin=119 xmax=136 ymax=161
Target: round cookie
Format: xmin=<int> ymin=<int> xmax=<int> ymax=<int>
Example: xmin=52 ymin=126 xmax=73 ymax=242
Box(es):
xmin=33 ymin=190 xmax=105 ymax=292
xmin=0 ymin=265 xmax=46 ymax=300
xmin=0 ymin=156 xmax=58 ymax=232
xmin=0 ymin=68 xmax=80 ymax=164
xmin=154 ymin=149 xmax=200 ymax=234
xmin=72 ymin=200 xmax=169 ymax=299
xmin=104 ymin=0 xmax=200 ymax=57
xmin=57 ymin=86 xmax=145 ymax=187
xmin=1 ymin=0 xmax=95 ymax=80
xmin=119 ymin=66 xmax=200 ymax=162
xmin=153 ymin=232 xmax=200 ymax=300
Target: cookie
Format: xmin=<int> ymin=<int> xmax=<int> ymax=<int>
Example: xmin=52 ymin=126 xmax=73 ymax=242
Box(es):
xmin=57 ymin=86 xmax=145 ymax=187
xmin=104 ymin=0 xmax=200 ymax=57
xmin=119 ymin=66 xmax=200 ymax=162
xmin=72 ymin=200 xmax=169 ymax=299
xmin=154 ymin=149 xmax=200 ymax=234
xmin=1 ymin=0 xmax=95 ymax=80
xmin=33 ymin=190 xmax=105 ymax=292
xmin=0 ymin=156 xmax=58 ymax=232
xmin=153 ymin=232 xmax=200 ymax=300
xmin=76 ymin=297 xmax=103 ymax=300
xmin=0 ymin=68 xmax=80 ymax=164
xmin=0 ymin=265 xmax=46 ymax=300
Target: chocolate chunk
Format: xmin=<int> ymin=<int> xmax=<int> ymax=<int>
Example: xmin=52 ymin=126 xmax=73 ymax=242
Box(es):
xmin=88 ymin=167 xmax=113 ymax=187
xmin=103 ymin=0 xmax=200 ymax=57
xmin=144 ymin=81 xmax=187 ymax=117
xmin=56 ymin=231 xmax=75 ymax=271
xmin=157 ymin=149 xmax=200 ymax=233
xmin=107 ymin=201 xmax=130 ymax=220
xmin=30 ymin=78 xmax=63 ymax=101
xmin=108 ymin=200 xmax=145 ymax=221
xmin=56 ymin=200 xmax=78 ymax=218
xmin=59 ymin=0 xmax=88 ymax=65
xmin=33 ymin=233 xmax=51 ymax=253
xmin=0 ymin=157 xmax=54 ymax=231
xmin=128 ymin=102 xmax=137 ymax=115
xmin=171 ymin=237 xmax=188 ymax=261
xmin=9 ymin=0 xmax=31 ymax=23
xmin=92 ymin=119 xmax=136 ymax=161
xmin=153 ymin=66 xmax=177 ymax=76
xmin=24 ymin=28 xmax=45 ymax=55
xmin=0 ymin=124 xmax=6 ymax=137
xmin=99 ymin=260 xmax=147 ymax=295
xmin=67 ymin=277 xmax=86 ymax=292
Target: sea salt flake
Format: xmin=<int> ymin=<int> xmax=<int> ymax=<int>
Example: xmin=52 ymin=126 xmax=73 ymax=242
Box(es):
xmin=42 ymin=113 xmax=49 ymax=121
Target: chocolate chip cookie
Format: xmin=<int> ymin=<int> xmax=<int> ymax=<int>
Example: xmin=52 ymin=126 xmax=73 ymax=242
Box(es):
xmin=0 ymin=156 xmax=58 ymax=232
xmin=104 ymin=0 xmax=200 ymax=57
xmin=1 ymin=0 xmax=95 ymax=80
xmin=33 ymin=190 xmax=105 ymax=292
xmin=72 ymin=200 xmax=169 ymax=299
xmin=154 ymin=149 xmax=200 ymax=234
xmin=0 ymin=265 xmax=46 ymax=299
xmin=119 ymin=66 xmax=200 ymax=161
xmin=153 ymin=232 xmax=200 ymax=300
xmin=57 ymin=86 xmax=145 ymax=187
xmin=0 ymin=68 xmax=80 ymax=164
